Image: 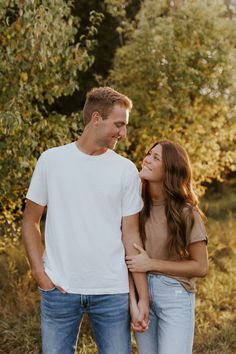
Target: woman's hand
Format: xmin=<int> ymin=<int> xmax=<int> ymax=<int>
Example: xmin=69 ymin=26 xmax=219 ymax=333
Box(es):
xmin=126 ymin=243 xmax=152 ymax=272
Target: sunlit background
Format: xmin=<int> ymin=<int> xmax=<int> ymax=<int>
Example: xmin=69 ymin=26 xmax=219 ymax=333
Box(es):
xmin=1 ymin=1 xmax=236 ymax=353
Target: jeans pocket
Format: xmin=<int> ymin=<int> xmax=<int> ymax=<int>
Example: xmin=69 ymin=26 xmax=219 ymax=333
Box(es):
xmin=159 ymin=276 xmax=182 ymax=287
xmin=38 ymin=286 xmax=56 ymax=292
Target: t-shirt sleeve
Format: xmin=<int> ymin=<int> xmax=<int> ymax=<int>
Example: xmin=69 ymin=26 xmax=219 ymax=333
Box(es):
xmin=121 ymin=163 xmax=143 ymax=217
xmin=188 ymin=209 xmax=208 ymax=245
xmin=26 ymin=153 xmax=48 ymax=206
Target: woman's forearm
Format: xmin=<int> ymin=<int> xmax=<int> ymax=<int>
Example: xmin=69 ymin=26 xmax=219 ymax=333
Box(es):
xmin=126 ymin=241 xmax=208 ymax=278
xmin=149 ymin=258 xmax=208 ymax=278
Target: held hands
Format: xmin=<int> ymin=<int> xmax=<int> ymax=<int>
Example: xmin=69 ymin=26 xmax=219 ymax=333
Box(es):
xmin=126 ymin=243 xmax=152 ymax=272
xmin=130 ymin=299 xmax=149 ymax=333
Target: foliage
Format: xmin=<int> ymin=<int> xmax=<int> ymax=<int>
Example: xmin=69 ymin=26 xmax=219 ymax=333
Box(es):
xmin=0 ymin=0 xmax=103 ymax=226
xmin=110 ymin=0 xmax=236 ymax=192
xmin=53 ymin=0 xmax=141 ymax=113
xmin=201 ymin=175 xmax=236 ymax=218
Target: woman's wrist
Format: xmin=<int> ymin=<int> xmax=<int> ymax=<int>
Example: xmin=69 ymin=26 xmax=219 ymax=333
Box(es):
xmin=149 ymin=258 xmax=155 ymax=272
xmin=149 ymin=258 xmax=162 ymax=273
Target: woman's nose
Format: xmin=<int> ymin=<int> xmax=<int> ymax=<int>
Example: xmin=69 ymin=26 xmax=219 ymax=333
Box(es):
xmin=144 ymin=155 xmax=151 ymax=163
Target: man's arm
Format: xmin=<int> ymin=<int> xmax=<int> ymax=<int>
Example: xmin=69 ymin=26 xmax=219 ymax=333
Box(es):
xmin=122 ymin=213 xmax=149 ymax=331
xmin=22 ymin=200 xmax=55 ymax=290
xmin=128 ymin=272 xmax=148 ymax=332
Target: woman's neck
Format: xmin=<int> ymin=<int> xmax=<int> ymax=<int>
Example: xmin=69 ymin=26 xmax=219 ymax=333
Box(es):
xmin=148 ymin=182 xmax=165 ymax=201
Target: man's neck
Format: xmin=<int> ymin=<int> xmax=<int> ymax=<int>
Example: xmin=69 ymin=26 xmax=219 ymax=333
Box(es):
xmin=76 ymin=133 xmax=107 ymax=156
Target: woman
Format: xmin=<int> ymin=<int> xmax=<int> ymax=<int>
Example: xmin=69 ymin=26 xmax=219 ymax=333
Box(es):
xmin=126 ymin=140 xmax=208 ymax=354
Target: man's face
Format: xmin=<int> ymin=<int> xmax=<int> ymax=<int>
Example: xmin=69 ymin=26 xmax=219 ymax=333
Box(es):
xmin=96 ymin=104 xmax=129 ymax=150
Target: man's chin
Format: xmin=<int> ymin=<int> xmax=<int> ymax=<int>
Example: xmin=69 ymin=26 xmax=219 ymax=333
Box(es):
xmin=109 ymin=140 xmax=118 ymax=150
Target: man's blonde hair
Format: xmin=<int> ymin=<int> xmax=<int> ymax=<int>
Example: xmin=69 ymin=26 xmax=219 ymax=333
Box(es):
xmin=83 ymin=87 xmax=132 ymax=125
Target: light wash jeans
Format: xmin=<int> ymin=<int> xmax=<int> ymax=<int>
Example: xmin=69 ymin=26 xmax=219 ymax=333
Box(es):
xmin=40 ymin=288 xmax=130 ymax=354
xmin=135 ymin=274 xmax=195 ymax=354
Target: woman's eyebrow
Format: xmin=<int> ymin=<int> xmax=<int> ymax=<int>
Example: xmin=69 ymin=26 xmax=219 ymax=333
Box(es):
xmin=150 ymin=150 xmax=161 ymax=158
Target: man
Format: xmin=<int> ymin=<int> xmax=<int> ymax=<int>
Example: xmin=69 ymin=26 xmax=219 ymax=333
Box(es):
xmin=22 ymin=87 xmax=149 ymax=354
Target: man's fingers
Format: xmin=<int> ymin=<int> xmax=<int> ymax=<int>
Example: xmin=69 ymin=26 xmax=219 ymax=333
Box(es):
xmin=56 ymin=286 xmax=66 ymax=293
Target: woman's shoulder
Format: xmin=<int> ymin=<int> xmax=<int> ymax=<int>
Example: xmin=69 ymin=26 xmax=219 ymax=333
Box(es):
xmin=182 ymin=204 xmax=208 ymax=244
xmin=182 ymin=203 xmax=195 ymax=218
xmin=182 ymin=203 xmax=206 ymax=230
xmin=182 ymin=203 xmax=204 ymax=219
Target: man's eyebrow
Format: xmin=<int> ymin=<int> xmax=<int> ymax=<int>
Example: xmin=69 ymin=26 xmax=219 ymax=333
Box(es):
xmin=115 ymin=121 xmax=126 ymax=125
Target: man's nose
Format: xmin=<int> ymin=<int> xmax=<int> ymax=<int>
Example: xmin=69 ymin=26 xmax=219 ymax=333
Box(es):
xmin=118 ymin=126 xmax=127 ymax=138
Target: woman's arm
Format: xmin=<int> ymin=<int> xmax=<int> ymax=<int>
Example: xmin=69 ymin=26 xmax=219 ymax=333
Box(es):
xmin=126 ymin=241 xmax=208 ymax=278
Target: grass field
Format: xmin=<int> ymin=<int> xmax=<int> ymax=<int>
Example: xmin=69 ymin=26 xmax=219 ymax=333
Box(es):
xmin=1 ymin=187 xmax=236 ymax=354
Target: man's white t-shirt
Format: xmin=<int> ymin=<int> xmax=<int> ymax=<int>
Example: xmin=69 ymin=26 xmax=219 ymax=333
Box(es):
xmin=26 ymin=142 xmax=143 ymax=294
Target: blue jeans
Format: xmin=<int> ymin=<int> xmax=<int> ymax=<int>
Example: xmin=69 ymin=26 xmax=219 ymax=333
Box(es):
xmin=135 ymin=274 xmax=195 ymax=354
xmin=40 ymin=288 xmax=131 ymax=354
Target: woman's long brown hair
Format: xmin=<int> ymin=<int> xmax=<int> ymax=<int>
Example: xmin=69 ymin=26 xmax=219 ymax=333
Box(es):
xmin=140 ymin=140 xmax=205 ymax=258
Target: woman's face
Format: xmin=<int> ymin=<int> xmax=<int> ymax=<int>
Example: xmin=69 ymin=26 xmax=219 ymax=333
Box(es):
xmin=139 ymin=144 xmax=164 ymax=183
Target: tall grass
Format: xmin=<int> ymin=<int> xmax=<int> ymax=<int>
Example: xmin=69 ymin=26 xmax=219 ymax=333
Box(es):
xmin=193 ymin=216 xmax=236 ymax=354
xmin=1 ymin=191 xmax=235 ymax=353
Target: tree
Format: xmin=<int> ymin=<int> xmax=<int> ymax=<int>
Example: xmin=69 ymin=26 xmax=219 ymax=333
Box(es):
xmin=50 ymin=0 xmax=142 ymax=114
xmin=110 ymin=0 xmax=236 ymax=192
xmin=0 ymin=0 xmax=102 ymax=228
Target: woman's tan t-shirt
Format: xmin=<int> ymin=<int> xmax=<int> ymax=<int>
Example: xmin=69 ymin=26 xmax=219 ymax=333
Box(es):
xmin=145 ymin=200 xmax=207 ymax=293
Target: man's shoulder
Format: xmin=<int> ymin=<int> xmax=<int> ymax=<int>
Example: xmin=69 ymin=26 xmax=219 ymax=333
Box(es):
xmin=41 ymin=142 xmax=74 ymax=160
xmin=110 ymin=150 xmax=136 ymax=169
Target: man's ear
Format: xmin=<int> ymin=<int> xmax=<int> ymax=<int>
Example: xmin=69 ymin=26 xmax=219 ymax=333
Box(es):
xmin=91 ymin=111 xmax=101 ymax=125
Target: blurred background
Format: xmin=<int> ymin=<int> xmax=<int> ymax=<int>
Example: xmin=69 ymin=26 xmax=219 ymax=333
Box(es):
xmin=0 ymin=1 xmax=235 ymax=353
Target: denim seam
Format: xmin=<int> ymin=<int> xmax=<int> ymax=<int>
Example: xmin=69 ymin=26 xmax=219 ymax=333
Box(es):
xmin=148 ymin=275 xmax=154 ymax=308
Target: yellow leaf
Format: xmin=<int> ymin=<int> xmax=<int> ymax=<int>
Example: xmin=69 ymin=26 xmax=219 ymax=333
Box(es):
xmin=20 ymin=72 xmax=28 ymax=82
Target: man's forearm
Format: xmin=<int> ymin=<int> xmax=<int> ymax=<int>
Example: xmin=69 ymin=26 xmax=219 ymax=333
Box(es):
xmin=122 ymin=214 xmax=149 ymax=303
xmin=22 ymin=221 xmax=44 ymax=278
xmin=123 ymin=234 xmax=148 ymax=302
xmin=22 ymin=201 xmax=55 ymax=290
xmin=131 ymin=272 xmax=149 ymax=301
xmin=128 ymin=272 xmax=137 ymax=304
